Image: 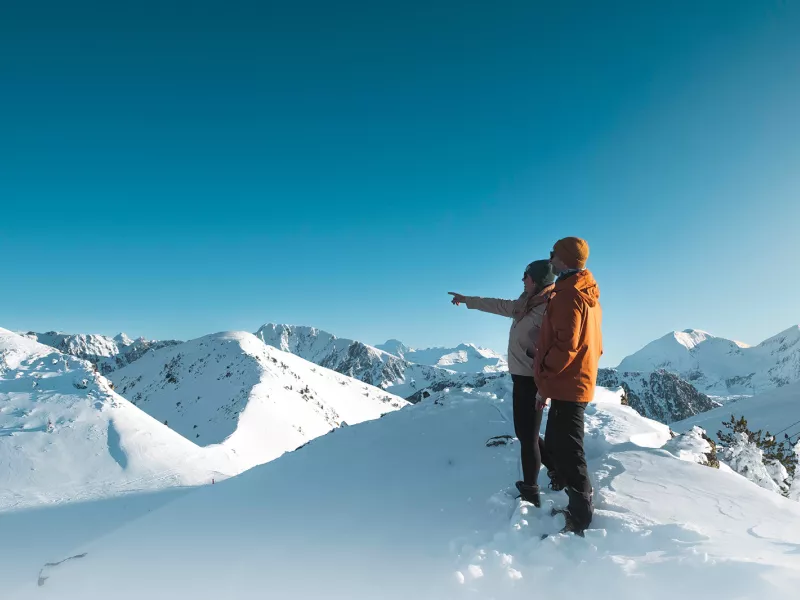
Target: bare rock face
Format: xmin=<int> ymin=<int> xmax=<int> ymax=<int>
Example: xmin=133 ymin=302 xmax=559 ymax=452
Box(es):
xmin=597 ymin=368 xmax=719 ymax=423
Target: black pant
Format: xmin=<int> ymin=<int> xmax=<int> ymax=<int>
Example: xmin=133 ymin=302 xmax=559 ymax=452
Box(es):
xmin=545 ymin=399 xmax=593 ymax=530
xmin=511 ymin=375 xmax=554 ymax=487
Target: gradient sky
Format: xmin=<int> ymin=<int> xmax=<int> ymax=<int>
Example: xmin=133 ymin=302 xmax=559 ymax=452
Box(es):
xmin=2 ymin=0 xmax=799 ymax=366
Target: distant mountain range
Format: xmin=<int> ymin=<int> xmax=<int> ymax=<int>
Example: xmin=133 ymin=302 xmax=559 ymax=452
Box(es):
xmin=22 ymin=331 xmax=181 ymax=374
xmin=19 ymin=322 xmax=799 ymax=437
xmin=256 ymin=323 xmax=722 ymax=424
xmin=616 ymin=326 xmax=800 ymax=396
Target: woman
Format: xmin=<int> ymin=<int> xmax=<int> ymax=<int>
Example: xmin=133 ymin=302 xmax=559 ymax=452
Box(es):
xmin=448 ymin=259 xmax=556 ymax=507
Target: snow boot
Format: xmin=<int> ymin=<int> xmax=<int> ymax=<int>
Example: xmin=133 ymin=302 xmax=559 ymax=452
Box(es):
xmin=547 ymin=469 xmax=566 ymax=492
xmin=553 ymin=507 xmax=586 ymax=537
xmin=515 ymin=481 xmax=541 ymax=507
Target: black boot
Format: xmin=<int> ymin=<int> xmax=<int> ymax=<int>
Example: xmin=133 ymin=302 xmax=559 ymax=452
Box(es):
xmin=559 ymin=510 xmax=586 ymax=537
xmin=550 ymin=507 xmax=585 ymax=536
xmin=515 ymin=481 xmax=541 ymax=507
xmin=565 ymin=486 xmax=593 ymax=532
xmin=547 ymin=469 xmax=566 ymax=492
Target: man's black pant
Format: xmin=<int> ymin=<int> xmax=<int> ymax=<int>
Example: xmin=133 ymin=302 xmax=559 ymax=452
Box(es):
xmin=545 ymin=399 xmax=593 ymax=530
xmin=511 ymin=375 xmax=554 ymax=487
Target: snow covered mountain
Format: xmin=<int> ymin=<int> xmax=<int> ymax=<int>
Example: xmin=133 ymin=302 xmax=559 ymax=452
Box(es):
xmin=8 ymin=380 xmax=800 ymax=600
xmin=0 ymin=328 xmax=236 ymax=512
xmin=597 ymin=368 xmax=719 ymax=422
xmin=256 ymin=323 xmax=456 ymax=398
xmin=109 ymin=331 xmax=407 ymax=470
xmin=375 ymin=339 xmax=507 ymax=373
xmin=618 ymin=326 xmax=800 ymax=396
xmin=23 ymin=330 xmax=181 ymax=375
xmin=257 ymin=323 xmax=715 ymax=427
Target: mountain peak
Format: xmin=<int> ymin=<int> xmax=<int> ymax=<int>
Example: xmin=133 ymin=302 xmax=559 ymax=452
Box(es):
xmin=114 ymin=332 xmax=134 ymax=346
xmin=620 ymin=324 xmax=800 ymax=395
xmin=375 ymin=339 xmax=412 ymax=357
xmin=672 ymin=329 xmax=714 ymax=350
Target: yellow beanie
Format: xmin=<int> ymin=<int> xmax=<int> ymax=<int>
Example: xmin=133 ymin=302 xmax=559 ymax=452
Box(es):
xmin=553 ymin=237 xmax=590 ymax=269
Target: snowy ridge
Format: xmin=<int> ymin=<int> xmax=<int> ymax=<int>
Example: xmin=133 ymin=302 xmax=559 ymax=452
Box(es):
xmin=377 ymin=340 xmax=508 ymax=373
xmin=109 ymin=331 xmax=407 ymax=470
xmin=0 ymin=328 xmax=236 ymax=512
xmin=23 ymin=330 xmax=181 ymax=375
xmin=8 ymin=380 xmax=800 ymax=599
xmin=256 ymin=323 xmax=455 ymax=398
xmin=618 ymin=325 xmax=800 ymax=395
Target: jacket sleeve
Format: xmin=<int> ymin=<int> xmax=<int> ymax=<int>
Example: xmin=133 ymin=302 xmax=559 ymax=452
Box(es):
xmin=526 ymin=304 xmax=547 ymax=359
xmin=538 ymin=295 xmax=583 ymax=379
xmin=463 ymin=296 xmax=520 ymax=318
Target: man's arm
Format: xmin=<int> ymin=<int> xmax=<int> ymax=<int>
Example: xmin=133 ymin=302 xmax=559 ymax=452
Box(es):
xmin=538 ymin=294 xmax=583 ymax=379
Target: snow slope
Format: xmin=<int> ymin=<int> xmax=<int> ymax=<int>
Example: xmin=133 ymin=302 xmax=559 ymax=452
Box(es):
xmin=618 ymin=326 xmax=800 ymax=395
xmin=10 ymin=380 xmax=800 ymax=599
xmin=23 ymin=330 xmax=181 ymax=375
xmin=671 ymin=380 xmax=800 ymax=442
xmin=376 ymin=340 xmax=508 ymax=373
xmin=0 ymin=328 xmax=236 ymax=512
xmin=256 ymin=323 xmax=455 ymax=397
xmin=109 ymin=331 xmax=407 ymax=470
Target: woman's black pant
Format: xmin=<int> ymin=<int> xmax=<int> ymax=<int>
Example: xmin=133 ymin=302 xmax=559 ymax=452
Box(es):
xmin=511 ymin=374 xmax=554 ymax=486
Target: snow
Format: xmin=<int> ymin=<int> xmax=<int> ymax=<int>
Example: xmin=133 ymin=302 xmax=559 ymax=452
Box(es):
xmin=671 ymin=380 xmax=800 ymax=441
xmin=376 ymin=339 xmax=508 ymax=373
xmin=393 ymin=342 xmax=507 ymax=373
xmin=256 ymin=323 xmax=458 ymax=397
xmin=23 ymin=330 xmax=182 ymax=374
xmin=109 ymin=331 xmax=408 ymax=471
xmin=6 ymin=374 xmax=800 ymax=600
xmin=0 ymin=328 xmax=237 ymax=512
xmin=663 ymin=426 xmax=715 ymax=466
xmin=720 ymin=432 xmax=790 ymax=495
xmin=618 ymin=325 xmax=800 ymax=395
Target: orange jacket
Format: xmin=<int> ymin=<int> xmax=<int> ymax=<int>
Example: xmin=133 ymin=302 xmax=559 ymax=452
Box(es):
xmin=534 ymin=270 xmax=603 ymax=403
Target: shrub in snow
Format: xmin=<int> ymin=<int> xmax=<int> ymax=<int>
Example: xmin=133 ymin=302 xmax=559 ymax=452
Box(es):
xmin=664 ymin=426 xmax=719 ymax=468
xmin=720 ymin=432 xmax=788 ymax=494
xmin=717 ymin=415 xmax=797 ymax=497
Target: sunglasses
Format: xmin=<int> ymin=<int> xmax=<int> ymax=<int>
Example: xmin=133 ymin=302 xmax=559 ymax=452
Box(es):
xmin=549 ymin=250 xmax=555 ymax=261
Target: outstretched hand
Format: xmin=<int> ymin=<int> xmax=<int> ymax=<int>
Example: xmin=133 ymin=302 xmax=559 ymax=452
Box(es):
xmin=448 ymin=292 xmax=467 ymax=306
xmin=535 ymin=393 xmax=549 ymax=410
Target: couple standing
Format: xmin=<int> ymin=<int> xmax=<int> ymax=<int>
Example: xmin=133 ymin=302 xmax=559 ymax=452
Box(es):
xmin=449 ymin=237 xmax=602 ymax=534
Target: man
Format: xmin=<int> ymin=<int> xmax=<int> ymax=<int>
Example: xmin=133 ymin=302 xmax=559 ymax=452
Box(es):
xmin=534 ymin=237 xmax=602 ymax=534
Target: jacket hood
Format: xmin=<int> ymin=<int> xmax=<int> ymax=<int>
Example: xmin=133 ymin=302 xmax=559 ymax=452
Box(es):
xmin=555 ymin=270 xmax=600 ymax=307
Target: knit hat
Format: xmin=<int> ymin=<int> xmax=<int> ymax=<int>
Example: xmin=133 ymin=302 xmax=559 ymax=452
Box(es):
xmin=524 ymin=259 xmax=556 ymax=288
xmin=552 ymin=237 xmax=589 ymax=270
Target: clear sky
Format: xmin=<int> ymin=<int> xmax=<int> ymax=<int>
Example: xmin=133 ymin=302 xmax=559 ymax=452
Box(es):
xmin=2 ymin=0 xmax=799 ymax=366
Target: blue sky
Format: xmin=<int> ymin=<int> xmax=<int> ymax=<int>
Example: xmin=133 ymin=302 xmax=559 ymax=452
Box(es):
xmin=2 ymin=0 xmax=799 ymax=366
